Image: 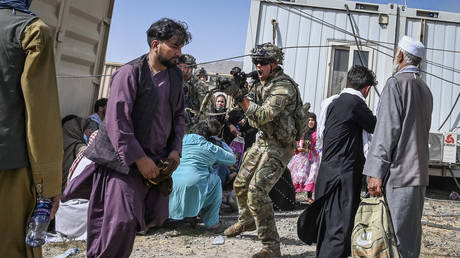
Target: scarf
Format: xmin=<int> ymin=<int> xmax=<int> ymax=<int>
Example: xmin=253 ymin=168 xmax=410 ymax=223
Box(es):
xmin=395 ymin=65 xmax=419 ymax=76
xmin=316 ymin=87 xmax=372 ymax=157
xmin=304 ymin=113 xmax=317 ymax=151
xmin=0 ymin=0 xmax=34 ymax=15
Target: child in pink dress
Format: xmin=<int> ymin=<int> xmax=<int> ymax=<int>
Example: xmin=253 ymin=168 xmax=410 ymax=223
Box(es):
xmin=287 ymin=113 xmax=320 ymax=203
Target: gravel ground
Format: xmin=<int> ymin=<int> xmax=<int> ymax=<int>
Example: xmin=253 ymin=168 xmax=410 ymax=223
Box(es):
xmin=43 ymin=189 xmax=460 ymax=258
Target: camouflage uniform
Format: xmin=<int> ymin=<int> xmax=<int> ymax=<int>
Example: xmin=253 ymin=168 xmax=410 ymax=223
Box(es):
xmin=195 ymin=67 xmax=208 ymax=81
xmin=184 ymin=74 xmax=212 ymax=111
xmin=234 ymin=66 xmax=298 ymax=251
xmin=184 ymin=75 xmax=215 ymax=132
xmin=179 ymin=54 xmax=215 ymax=132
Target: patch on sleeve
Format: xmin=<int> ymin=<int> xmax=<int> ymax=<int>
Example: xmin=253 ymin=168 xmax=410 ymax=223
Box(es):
xmin=270 ymin=96 xmax=284 ymax=107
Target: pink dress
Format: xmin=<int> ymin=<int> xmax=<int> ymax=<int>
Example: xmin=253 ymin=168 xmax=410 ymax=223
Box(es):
xmin=287 ymin=131 xmax=320 ymax=193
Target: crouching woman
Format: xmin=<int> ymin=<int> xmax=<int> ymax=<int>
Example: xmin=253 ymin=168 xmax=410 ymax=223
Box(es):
xmin=169 ymin=119 xmax=236 ymax=229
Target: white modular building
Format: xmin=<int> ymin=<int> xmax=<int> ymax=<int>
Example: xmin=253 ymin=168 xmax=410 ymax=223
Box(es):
xmin=243 ymin=0 xmax=460 ymax=174
xmin=244 ymin=0 xmax=460 ymax=131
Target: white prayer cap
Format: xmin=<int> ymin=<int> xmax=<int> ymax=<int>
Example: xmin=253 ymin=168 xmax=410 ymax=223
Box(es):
xmin=398 ymin=36 xmax=425 ymax=58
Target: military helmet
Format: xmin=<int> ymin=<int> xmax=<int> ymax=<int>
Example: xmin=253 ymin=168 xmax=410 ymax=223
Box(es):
xmin=195 ymin=67 xmax=207 ymax=76
xmin=251 ymin=42 xmax=284 ymax=65
xmin=178 ymin=54 xmax=197 ymax=67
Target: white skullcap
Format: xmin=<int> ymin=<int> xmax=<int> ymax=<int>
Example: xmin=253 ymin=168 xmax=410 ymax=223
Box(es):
xmin=398 ymin=36 xmax=425 ymax=58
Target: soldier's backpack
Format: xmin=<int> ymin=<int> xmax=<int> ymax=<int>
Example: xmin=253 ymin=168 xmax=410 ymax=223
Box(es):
xmin=293 ymin=93 xmax=311 ymax=141
xmin=272 ymin=74 xmax=311 ymax=141
xmin=351 ymin=196 xmax=400 ymax=258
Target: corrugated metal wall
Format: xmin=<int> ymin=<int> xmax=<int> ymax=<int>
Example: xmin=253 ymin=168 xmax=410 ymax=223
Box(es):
xmin=98 ymin=62 xmax=123 ymax=99
xmin=30 ymin=0 xmax=115 ymax=118
xmin=244 ymin=0 xmax=460 ymax=131
xmin=405 ymin=18 xmax=460 ymax=130
xmin=244 ymin=0 xmax=395 ymax=115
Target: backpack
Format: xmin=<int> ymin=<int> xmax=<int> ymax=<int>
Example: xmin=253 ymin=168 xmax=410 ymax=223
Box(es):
xmin=294 ymin=94 xmax=311 ymax=141
xmin=272 ymin=74 xmax=311 ymax=141
xmin=351 ymin=196 xmax=400 ymax=258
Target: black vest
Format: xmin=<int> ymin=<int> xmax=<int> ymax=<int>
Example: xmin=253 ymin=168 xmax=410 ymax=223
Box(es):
xmin=0 ymin=9 xmax=37 ymax=170
xmin=83 ymin=54 xmax=183 ymax=174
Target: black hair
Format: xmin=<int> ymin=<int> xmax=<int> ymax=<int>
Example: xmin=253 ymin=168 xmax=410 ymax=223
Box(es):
xmin=146 ymin=18 xmax=192 ymax=48
xmin=94 ymin=98 xmax=108 ymax=113
xmin=346 ymin=65 xmax=377 ymax=91
xmin=189 ymin=119 xmax=222 ymax=140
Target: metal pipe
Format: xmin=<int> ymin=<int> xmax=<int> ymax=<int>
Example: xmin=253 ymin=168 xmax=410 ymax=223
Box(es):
xmin=344 ymin=4 xmax=365 ymax=66
xmin=271 ymin=19 xmax=278 ymax=45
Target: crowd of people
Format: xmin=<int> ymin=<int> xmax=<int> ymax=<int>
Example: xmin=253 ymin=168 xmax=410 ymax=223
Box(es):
xmin=1 ymin=1 xmax=434 ymax=258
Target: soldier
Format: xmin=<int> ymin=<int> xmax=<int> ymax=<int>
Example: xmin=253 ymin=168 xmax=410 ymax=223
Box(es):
xmin=223 ymin=43 xmax=299 ymax=258
xmin=178 ymin=54 xmax=214 ymax=131
xmin=195 ymin=67 xmax=208 ymax=81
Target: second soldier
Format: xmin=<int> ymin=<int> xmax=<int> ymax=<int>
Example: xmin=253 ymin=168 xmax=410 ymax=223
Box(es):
xmin=177 ymin=54 xmax=214 ymax=132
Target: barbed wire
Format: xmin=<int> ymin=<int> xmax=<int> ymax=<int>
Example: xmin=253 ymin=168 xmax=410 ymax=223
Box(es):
xmin=56 ymin=0 xmax=460 ymax=129
xmin=56 ymin=44 xmax=460 ymax=89
xmin=267 ymin=0 xmax=460 ymax=78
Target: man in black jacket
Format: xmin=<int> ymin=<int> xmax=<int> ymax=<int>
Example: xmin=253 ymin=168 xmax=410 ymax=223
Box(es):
xmin=315 ymin=65 xmax=377 ymax=258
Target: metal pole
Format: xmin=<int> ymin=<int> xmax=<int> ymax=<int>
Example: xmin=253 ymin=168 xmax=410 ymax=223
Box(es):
xmin=345 ymin=4 xmax=365 ymax=66
xmin=271 ymin=19 xmax=278 ymax=45
xmin=344 ymin=4 xmax=381 ymax=97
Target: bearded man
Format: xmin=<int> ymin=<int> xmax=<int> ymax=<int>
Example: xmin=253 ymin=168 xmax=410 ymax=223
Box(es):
xmin=364 ymin=36 xmax=433 ymax=258
xmin=62 ymin=18 xmax=189 ymax=258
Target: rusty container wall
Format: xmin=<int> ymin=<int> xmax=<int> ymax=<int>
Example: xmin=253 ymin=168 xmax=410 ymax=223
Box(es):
xmin=30 ymin=0 xmax=115 ymax=118
xmin=98 ymin=62 xmax=123 ymax=99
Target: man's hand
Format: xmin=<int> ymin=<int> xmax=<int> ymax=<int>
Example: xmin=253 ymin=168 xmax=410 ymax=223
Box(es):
xmin=50 ymin=195 xmax=60 ymax=220
xmin=136 ymin=156 xmax=160 ymax=180
xmin=367 ymin=177 xmax=383 ymax=196
xmin=168 ymin=150 xmax=180 ymax=170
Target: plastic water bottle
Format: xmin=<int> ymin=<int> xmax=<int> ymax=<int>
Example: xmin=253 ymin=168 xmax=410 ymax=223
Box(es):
xmin=449 ymin=191 xmax=460 ymax=200
xmin=54 ymin=248 xmax=79 ymax=258
xmin=25 ymin=198 xmax=52 ymax=247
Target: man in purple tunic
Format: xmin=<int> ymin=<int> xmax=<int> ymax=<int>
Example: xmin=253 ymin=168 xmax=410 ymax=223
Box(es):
xmin=62 ymin=18 xmax=191 ymax=258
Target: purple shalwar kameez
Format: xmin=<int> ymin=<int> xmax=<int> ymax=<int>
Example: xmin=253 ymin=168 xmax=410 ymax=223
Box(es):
xmin=62 ymin=62 xmax=185 ymax=258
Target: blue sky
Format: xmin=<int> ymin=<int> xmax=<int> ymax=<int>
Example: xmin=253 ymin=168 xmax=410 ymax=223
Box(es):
xmin=106 ymin=0 xmax=460 ymax=64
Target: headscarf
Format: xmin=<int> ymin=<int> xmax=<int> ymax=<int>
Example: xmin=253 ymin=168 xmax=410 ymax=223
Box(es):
xmin=0 ymin=0 xmax=34 ymax=15
xmin=304 ymin=112 xmax=317 ymax=152
xmin=62 ymin=116 xmax=87 ymax=188
xmin=305 ymin=112 xmax=317 ymax=136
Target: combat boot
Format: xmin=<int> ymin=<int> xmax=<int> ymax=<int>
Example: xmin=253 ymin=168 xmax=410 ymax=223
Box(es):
xmin=223 ymin=222 xmax=256 ymax=237
xmin=251 ymin=247 xmax=281 ymax=258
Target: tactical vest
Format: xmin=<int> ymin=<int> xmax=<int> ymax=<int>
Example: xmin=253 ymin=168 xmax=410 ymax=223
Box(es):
xmin=0 ymin=9 xmax=37 ymax=170
xmin=252 ymin=69 xmax=298 ymax=147
xmin=83 ymin=54 xmax=183 ymax=174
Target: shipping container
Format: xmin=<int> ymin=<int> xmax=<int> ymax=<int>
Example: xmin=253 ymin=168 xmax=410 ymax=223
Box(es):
xmin=98 ymin=62 xmax=123 ymax=99
xmin=30 ymin=0 xmax=115 ymax=117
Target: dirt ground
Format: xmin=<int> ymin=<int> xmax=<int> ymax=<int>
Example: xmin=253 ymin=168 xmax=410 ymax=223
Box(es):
xmin=43 ymin=187 xmax=460 ymax=258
